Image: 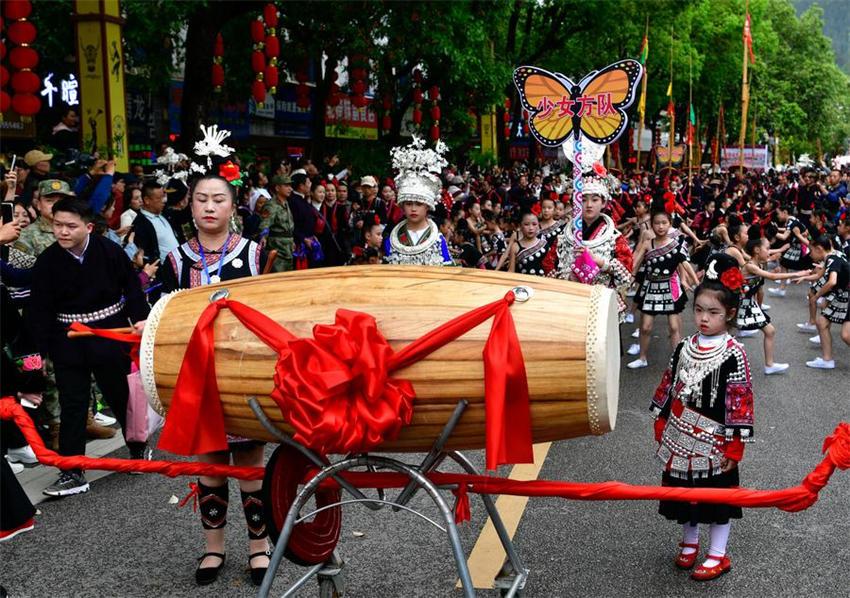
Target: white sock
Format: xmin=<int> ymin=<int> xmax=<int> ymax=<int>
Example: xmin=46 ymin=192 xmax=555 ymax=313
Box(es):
xmin=703 ymin=522 xmax=731 ymax=566
xmin=681 ymin=522 xmax=699 ymax=554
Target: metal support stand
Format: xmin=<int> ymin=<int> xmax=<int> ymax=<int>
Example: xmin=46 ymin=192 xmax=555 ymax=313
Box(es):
xmin=250 ymin=397 xmax=528 ymax=598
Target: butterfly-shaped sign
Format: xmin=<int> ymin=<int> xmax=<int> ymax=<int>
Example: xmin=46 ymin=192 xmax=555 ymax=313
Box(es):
xmin=655 ymin=144 xmax=686 ymax=165
xmin=512 ymin=60 xmax=643 ymax=148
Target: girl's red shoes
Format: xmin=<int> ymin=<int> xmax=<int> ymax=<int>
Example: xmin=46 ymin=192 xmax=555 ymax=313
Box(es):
xmin=691 ymin=555 xmax=732 ymax=581
xmin=674 ymin=542 xmax=700 ymax=569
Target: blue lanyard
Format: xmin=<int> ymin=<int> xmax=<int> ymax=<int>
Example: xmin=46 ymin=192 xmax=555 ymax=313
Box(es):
xmin=198 ymin=233 xmax=231 ymax=284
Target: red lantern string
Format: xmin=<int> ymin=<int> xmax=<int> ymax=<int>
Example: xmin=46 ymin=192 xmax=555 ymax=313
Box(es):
xmin=211 ymin=33 xmax=224 ymax=93
xmin=250 ymin=15 xmax=266 ymax=106
xmin=5 ymin=0 xmax=39 ymax=120
xmin=295 ymin=59 xmax=310 ymax=109
xmin=411 ymin=67 xmax=422 ymax=131
xmin=263 ymin=4 xmax=279 ymax=94
xmin=427 ymin=84 xmax=440 ymax=141
xmin=348 ymin=55 xmax=368 ymax=111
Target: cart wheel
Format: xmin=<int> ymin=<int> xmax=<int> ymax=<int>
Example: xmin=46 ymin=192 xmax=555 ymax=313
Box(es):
xmin=318 ymin=578 xmax=340 ymax=598
xmin=262 ymin=444 xmax=342 ymax=566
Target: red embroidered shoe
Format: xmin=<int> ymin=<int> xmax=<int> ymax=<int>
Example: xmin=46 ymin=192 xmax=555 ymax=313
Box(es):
xmin=691 ymin=555 xmax=731 ymax=581
xmin=674 ymin=542 xmax=699 ymax=569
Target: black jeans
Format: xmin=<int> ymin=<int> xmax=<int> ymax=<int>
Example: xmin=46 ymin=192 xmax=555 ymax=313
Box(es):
xmin=54 ymin=357 xmax=144 ymax=471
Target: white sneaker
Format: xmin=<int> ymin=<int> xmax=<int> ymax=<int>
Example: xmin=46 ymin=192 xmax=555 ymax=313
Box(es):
xmin=806 ymin=357 xmax=835 ymax=369
xmin=5 ymin=445 xmax=38 ymax=464
xmin=5 ymin=457 xmax=25 ymax=474
xmin=737 ymin=330 xmax=757 ymax=338
xmin=627 ymin=358 xmax=648 ymax=369
xmin=93 ymin=412 xmax=117 ymax=427
xmin=627 ymin=343 xmax=640 ymax=355
xmin=764 ymin=363 xmax=789 ymax=375
xmin=796 ymin=322 xmax=817 ymax=332
xmin=624 ymin=313 xmax=635 ymax=324
xmin=809 ymin=335 xmax=822 ymax=346
xmin=767 ymin=288 xmax=786 ymax=297
xmin=631 ymin=328 xmax=640 ymax=338
xmin=761 ymin=303 xmax=771 ymax=311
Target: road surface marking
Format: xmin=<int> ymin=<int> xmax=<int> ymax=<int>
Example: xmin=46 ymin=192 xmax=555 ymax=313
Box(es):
xmin=458 ymin=442 xmax=552 ymax=588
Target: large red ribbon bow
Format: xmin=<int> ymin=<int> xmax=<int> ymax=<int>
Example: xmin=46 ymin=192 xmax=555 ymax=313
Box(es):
xmin=158 ymin=293 xmax=533 ymax=471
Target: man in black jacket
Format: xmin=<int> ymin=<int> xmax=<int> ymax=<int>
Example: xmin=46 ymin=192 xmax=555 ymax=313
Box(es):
xmin=27 ymin=198 xmax=150 ymax=497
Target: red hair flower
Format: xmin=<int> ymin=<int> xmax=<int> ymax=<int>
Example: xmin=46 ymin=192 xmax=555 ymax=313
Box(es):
xmin=218 ymin=161 xmax=243 ymax=186
xmin=592 ymin=162 xmax=607 ymax=178
xmin=531 ymin=201 xmax=541 ymax=216
xmin=720 ymin=267 xmax=744 ymax=292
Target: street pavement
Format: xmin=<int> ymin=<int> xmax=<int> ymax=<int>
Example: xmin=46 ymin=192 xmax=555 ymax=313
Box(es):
xmin=1 ymin=279 xmax=848 ymax=597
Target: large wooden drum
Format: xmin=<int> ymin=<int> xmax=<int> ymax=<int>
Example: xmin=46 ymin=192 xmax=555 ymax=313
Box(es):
xmin=140 ymin=266 xmax=620 ymax=451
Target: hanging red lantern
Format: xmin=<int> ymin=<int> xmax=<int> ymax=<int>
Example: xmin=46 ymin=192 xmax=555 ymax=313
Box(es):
xmin=11 ymin=92 xmax=39 ymax=116
xmin=326 ymin=92 xmax=340 ymax=108
xmin=250 ymin=19 xmax=265 ymax=44
xmin=211 ymin=32 xmax=224 ymax=93
xmin=0 ymin=66 xmax=8 ymax=88
xmin=296 ymin=95 xmax=311 ymax=109
xmin=0 ymin=91 xmax=10 ymax=114
xmin=251 ymin=50 xmax=265 ymax=74
xmin=3 ymin=0 xmax=32 ymax=20
xmin=428 ymin=86 xmax=439 ymax=101
xmin=412 ymin=88 xmax=422 ymax=105
xmin=522 ymin=122 xmax=530 ymax=135
xmin=7 ymin=20 xmax=35 ymax=45
xmin=382 ymin=114 xmax=391 ymax=132
xmin=252 ymin=79 xmax=266 ymax=105
xmin=8 ymin=46 xmax=37 ymax=70
xmin=264 ymin=35 xmax=279 ymax=60
xmin=263 ymin=3 xmax=278 ymax=27
xmin=430 ymin=105 xmax=440 ymax=121
xmin=430 ymin=124 xmax=440 ymax=141
xmin=264 ymin=64 xmax=278 ymax=93
xmin=351 ymin=95 xmax=367 ymax=108
xmin=10 ymin=69 xmax=38 ymax=93
xmin=413 ymin=68 xmax=422 ymax=84
xmin=504 ymin=126 xmax=510 ymax=137
xmin=211 ymin=63 xmax=224 ymax=89
xmin=504 ymin=98 xmax=511 ymax=110
xmin=413 ymin=108 xmax=422 ymax=125
xmin=351 ymin=79 xmax=367 ymax=95
xmin=502 ymin=112 xmax=510 ymax=124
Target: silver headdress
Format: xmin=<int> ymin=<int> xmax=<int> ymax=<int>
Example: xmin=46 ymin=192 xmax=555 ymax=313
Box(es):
xmin=193 ymin=124 xmax=236 ymax=170
xmin=562 ymin=137 xmax=614 ymax=200
xmin=390 ymin=136 xmax=448 ymax=209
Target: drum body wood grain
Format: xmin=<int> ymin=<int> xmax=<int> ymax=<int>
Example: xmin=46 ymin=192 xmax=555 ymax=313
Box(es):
xmin=140 ymin=266 xmax=620 ymax=451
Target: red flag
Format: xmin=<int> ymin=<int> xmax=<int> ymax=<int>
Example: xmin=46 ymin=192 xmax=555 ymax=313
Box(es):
xmin=743 ymin=12 xmax=755 ymax=64
xmin=667 ymin=100 xmax=675 ymax=119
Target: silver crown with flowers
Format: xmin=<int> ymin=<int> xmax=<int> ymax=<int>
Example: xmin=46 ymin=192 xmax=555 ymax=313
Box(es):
xmin=390 ymin=136 xmax=448 ymax=209
xmin=562 ymin=137 xmax=620 ymax=200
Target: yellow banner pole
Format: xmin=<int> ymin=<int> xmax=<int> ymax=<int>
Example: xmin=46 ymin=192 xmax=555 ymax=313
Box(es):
xmin=73 ymin=0 xmax=129 ymax=171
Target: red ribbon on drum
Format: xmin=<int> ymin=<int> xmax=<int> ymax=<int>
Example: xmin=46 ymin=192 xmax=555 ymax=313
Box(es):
xmin=157 ymin=292 xmax=534 ymax=471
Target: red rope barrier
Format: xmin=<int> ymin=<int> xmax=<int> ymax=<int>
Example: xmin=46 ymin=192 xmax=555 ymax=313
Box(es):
xmin=2 ymin=399 xmax=847 ymax=515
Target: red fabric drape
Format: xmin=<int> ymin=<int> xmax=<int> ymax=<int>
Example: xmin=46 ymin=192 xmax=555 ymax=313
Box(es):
xmin=2 ymin=400 xmax=847 ymax=520
xmin=68 ymin=322 xmax=142 ymax=364
xmin=157 ymin=293 xmax=531 ymax=470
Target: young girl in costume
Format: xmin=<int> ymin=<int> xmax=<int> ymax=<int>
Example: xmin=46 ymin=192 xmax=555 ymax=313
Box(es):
xmin=383 ymin=138 xmax=453 ymax=266
xmin=158 ymin=173 xmax=272 ymax=587
xmin=740 ymin=236 xmax=809 ymax=374
xmin=805 ymin=235 xmax=850 ymax=370
xmin=628 ymin=206 xmax=699 ymax=369
xmin=650 ymin=253 xmax=754 ymax=581
xmin=508 ymin=211 xmax=547 ymax=276
xmin=537 ymin=192 xmax=563 ymax=249
xmin=769 ymin=203 xmax=811 ymax=297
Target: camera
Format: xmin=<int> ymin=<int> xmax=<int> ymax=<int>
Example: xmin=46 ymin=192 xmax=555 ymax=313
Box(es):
xmin=63 ymin=149 xmax=98 ymax=173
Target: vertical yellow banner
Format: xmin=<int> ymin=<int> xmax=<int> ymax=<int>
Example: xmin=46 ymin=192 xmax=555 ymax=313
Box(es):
xmin=74 ymin=0 xmax=129 ymax=171
xmin=480 ymin=108 xmax=498 ymax=156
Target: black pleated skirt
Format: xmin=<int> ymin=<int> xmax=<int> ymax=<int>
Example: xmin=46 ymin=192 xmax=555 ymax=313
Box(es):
xmin=658 ymin=467 xmax=743 ymax=525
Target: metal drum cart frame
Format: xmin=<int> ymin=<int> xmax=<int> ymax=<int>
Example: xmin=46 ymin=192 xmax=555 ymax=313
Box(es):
xmin=250 ymin=397 xmax=528 ymax=598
